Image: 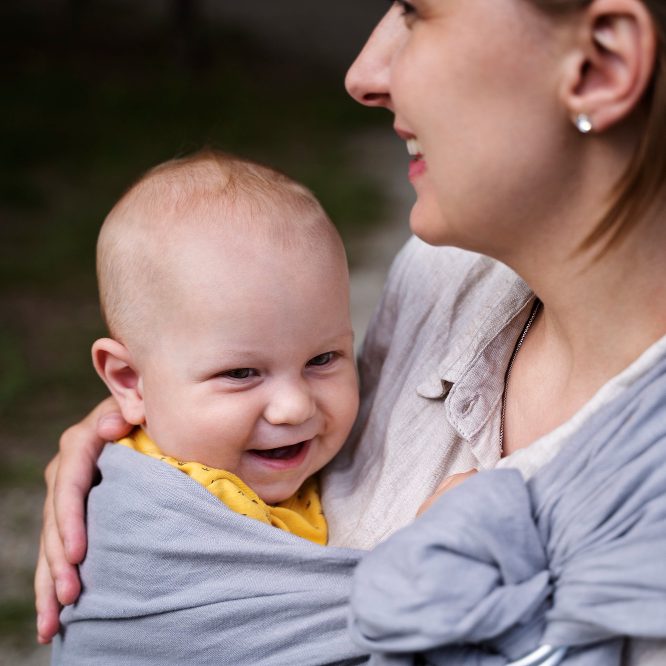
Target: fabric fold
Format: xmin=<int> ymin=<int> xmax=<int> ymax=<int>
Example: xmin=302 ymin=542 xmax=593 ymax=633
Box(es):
xmin=53 ymin=445 xmax=368 ymax=666
xmin=349 ymin=353 xmax=666 ymax=665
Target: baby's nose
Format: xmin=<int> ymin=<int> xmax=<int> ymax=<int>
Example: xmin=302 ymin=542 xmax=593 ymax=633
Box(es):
xmin=263 ymin=380 xmax=316 ymax=426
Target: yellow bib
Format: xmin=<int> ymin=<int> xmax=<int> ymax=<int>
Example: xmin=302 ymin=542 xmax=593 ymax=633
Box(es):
xmin=117 ymin=429 xmax=327 ymax=545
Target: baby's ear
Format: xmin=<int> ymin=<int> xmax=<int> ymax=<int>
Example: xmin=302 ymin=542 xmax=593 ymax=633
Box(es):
xmin=91 ymin=338 xmax=146 ymax=426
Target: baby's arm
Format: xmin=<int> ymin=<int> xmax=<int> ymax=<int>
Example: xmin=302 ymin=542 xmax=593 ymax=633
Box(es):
xmin=35 ymin=397 xmax=132 ymax=644
xmin=417 ymin=469 xmax=478 ymax=516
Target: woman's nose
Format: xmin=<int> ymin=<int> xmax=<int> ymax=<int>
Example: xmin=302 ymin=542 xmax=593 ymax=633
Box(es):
xmin=345 ymin=6 xmax=406 ymax=110
xmin=263 ymin=381 xmax=317 ymax=426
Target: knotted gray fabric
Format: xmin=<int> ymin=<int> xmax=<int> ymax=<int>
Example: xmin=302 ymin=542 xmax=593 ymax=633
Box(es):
xmin=349 ymin=355 xmax=666 ymax=665
xmin=52 ymin=445 xmax=368 ymax=665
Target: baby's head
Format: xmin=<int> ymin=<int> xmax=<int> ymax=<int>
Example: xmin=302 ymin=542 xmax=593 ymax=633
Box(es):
xmin=92 ymin=150 xmax=359 ymax=503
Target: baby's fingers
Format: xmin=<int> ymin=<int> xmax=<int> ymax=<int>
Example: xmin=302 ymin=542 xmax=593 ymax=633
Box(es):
xmin=417 ymin=469 xmax=478 ymax=516
xmin=35 ymin=533 xmax=63 ymax=644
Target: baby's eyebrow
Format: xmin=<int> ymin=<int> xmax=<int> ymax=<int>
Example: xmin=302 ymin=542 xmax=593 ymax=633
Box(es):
xmin=193 ymin=350 xmax=264 ymax=373
xmin=319 ymin=330 xmax=355 ymax=346
xmin=211 ymin=354 xmax=262 ymax=366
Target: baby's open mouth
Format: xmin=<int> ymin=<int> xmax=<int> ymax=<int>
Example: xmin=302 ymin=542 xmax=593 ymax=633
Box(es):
xmin=250 ymin=441 xmax=306 ymax=461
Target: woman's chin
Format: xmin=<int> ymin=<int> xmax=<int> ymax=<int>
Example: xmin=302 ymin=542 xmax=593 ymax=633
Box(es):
xmin=408 ymin=196 xmax=451 ymax=247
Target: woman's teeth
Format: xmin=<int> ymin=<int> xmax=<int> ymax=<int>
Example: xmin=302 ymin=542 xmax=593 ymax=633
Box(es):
xmin=406 ymin=138 xmax=423 ymax=158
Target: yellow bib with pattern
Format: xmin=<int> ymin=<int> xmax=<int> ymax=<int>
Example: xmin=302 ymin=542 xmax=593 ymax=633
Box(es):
xmin=117 ymin=429 xmax=327 ymax=545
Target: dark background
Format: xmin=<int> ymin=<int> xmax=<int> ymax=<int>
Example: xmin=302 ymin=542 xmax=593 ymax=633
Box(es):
xmin=0 ymin=1 xmax=398 ymax=660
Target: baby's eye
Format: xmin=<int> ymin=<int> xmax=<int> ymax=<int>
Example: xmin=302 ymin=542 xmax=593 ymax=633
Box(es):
xmin=307 ymin=352 xmax=336 ymax=367
xmin=222 ymin=368 xmax=257 ymax=380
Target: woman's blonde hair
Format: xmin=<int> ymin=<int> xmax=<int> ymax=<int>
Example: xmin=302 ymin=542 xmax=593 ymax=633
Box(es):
xmin=533 ymin=0 xmax=666 ymax=253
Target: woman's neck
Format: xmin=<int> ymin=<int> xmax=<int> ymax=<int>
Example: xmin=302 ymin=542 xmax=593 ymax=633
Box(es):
xmin=534 ymin=219 xmax=664 ymax=367
xmin=500 ymin=208 xmax=666 ymax=455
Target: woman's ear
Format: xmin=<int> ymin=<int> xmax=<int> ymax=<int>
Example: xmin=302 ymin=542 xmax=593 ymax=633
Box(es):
xmin=91 ymin=338 xmax=146 ymax=426
xmin=560 ymin=0 xmax=657 ymax=132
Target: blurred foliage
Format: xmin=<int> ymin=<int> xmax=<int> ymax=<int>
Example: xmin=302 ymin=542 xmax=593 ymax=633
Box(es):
xmin=0 ymin=1 xmax=387 ymax=443
xmin=0 ymin=598 xmax=35 ymax=644
xmin=0 ymin=459 xmax=44 ymax=489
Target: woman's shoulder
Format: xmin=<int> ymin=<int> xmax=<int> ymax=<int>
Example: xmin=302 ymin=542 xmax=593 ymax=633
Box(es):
xmin=359 ymin=237 xmax=531 ymax=381
xmin=390 ymin=236 xmax=484 ymax=278
xmin=386 ymin=236 xmax=526 ymax=320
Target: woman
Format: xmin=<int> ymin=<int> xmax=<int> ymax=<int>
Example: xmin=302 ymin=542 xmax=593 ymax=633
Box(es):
xmin=37 ymin=0 xmax=666 ymax=662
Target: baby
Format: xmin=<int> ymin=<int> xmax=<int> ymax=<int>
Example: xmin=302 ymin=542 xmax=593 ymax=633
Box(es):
xmin=91 ymin=150 xmax=360 ymax=546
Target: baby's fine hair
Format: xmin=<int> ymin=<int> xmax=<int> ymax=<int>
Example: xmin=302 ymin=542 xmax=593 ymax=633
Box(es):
xmin=97 ymin=149 xmax=344 ymax=346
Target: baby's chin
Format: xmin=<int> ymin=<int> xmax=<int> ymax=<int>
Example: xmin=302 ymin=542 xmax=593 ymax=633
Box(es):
xmin=254 ymin=476 xmax=308 ymax=505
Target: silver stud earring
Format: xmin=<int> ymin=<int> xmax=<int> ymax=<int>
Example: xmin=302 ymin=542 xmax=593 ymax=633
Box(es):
xmin=574 ymin=113 xmax=593 ymax=134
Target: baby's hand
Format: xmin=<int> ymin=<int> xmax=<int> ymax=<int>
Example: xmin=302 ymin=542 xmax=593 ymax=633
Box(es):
xmin=417 ymin=469 xmax=478 ymax=516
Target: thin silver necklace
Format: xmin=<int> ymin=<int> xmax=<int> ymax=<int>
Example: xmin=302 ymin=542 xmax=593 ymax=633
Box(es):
xmin=499 ymin=299 xmax=542 ymax=454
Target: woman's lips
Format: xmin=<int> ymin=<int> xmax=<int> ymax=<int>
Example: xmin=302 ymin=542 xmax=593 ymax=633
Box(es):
xmin=248 ymin=440 xmax=311 ymax=469
xmin=409 ymin=158 xmax=426 ymax=180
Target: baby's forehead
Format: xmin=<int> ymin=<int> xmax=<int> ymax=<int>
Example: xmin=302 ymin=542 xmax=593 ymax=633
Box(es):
xmin=121 ymin=206 xmax=345 ymax=317
xmin=147 ymin=224 xmax=351 ymax=345
xmin=166 ymin=220 xmax=345 ymax=287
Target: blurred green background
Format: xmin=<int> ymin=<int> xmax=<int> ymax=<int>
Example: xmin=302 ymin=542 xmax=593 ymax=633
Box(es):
xmin=0 ymin=0 xmax=393 ymax=660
